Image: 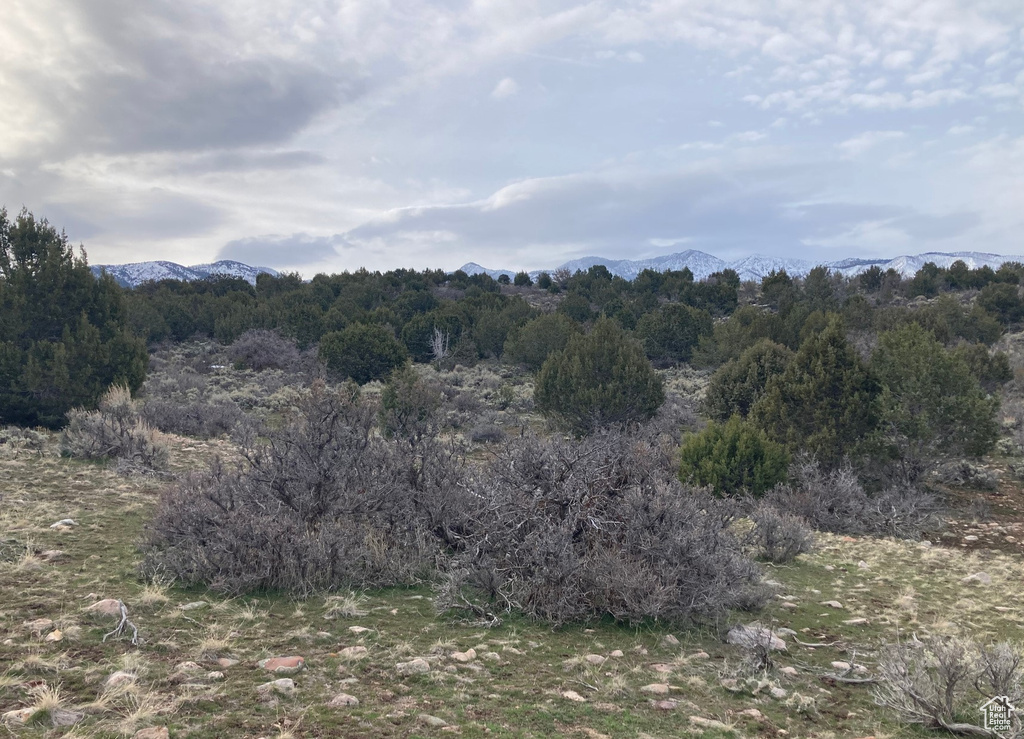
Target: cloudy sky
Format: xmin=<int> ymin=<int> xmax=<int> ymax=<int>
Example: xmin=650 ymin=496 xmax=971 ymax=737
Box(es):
xmin=1 ymin=1 xmax=1022 ymax=274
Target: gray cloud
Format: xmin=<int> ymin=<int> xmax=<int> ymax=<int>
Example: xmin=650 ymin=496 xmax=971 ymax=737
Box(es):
xmin=217 ymin=234 xmax=347 ymax=268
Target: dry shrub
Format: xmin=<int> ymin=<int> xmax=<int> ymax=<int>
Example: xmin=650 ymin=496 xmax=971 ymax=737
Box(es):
xmin=226 ymin=329 xmax=303 ymax=371
xmin=61 ymin=386 xmax=168 ymax=470
xmin=436 ymin=429 xmax=768 ymax=625
xmin=139 ymin=396 xmax=243 ymax=439
xmin=764 ymin=459 xmax=944 ymax=539
xmin=746 ymin=504 xmax=815 ymax=563
xmin=875 ymin=635 xmax=1024 ymax=736
xmin=141 ymin=381 xmax=464 ymax=594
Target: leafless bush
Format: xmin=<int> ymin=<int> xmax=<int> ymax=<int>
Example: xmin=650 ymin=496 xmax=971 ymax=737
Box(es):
xmin=874 ymin=634 xmax=1024 ymax=737
xmin=934 ymin=461 xmax=1000 ymax=490
xmin=435 ymin=429 xmax=768 ymax=625
xmin=468 ymin=423 xmax=504 ymax=443
xmin=61 ymin=386 xmax=169 ymax=470
xmin=140 ymin=397 xmax=243 ymax=438
xmin=226 ymin=329 xmax=303 ymax=371
xmin=141 ymin=382 xmax=467 ymax=594
xmin=746 ymin=504 xmax=815 ymax=563
xmin=764 ymin=459 xmax=943 ymax=539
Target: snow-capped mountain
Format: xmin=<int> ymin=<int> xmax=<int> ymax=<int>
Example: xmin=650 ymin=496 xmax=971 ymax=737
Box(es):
xmin=93 ymin=260 xmax=278 ymax=287
xmin=461 ymin=250 xmax=1024 ymax=283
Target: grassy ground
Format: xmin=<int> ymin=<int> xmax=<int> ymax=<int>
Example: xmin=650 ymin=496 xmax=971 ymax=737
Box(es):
xmin=3 ymin=430 xmax=1024 ymax=738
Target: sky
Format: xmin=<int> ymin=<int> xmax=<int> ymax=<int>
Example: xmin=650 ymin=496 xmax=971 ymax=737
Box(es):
xmin=1 ymin=0 xmax=1022 ymax=275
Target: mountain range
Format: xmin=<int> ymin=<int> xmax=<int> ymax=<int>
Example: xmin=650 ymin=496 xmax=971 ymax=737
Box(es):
xmin=92 ymin=260 xmax=278 ymax=288
xmin=92 ymin=250 xmax=1024 ymax=288
xmin=460 ymin=250 xmax=1024 ymax=283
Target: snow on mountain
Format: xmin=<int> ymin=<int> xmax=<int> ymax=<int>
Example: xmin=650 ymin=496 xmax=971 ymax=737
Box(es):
xmin=730 ymin=255 xmax=813 ymax=282
xmin=93 ymin=260 xmax=278 ymax=287
xmin=459 ymin=262 xmax=516 ymax=279
xmin=831 ymin=252 xmax=1024 ymax=278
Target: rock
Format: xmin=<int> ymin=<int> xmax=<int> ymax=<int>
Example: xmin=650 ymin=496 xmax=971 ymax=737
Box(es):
xmin=560 ymin=690 xmax=586 ymax=702
xmin=86 ymin=599 xmax=124 ymax=618
xmin=660 ymin=634 xmax=680 ymax=647
xmin=781 ymin=601 xmax=798 ymax=609
xmin=775 ymin=628 xmax=797 ymax=636
xmin=23 ymin=618 xmax=54 ymax=635
xmin=769 ymin=687 xmax=788 ymax=699
xmin=328 ymin=693 xmax=359 ymax=707
xmin=844 ymin=618 xmax=869 ymax=625
xmin=739 ymin=708 xmax=763 ymax=719
xmin=419 ymin=714 xmax=448 ymax=727
xmin=259 ymin=656 xmax=305 ymax=675
xmin=132 ymin=729 xmax=170 ymax=739
xmin=175 ymin=661 xmax=203 ymax=672
xmin=919 ymin=540 xmax=933 ymax=548
xmin=396 ymin=658 xmax=430 ymax=675
xmin=609 ymin=650 xmax=624 ymax=658
xmin=690 ymin=651 xmax=710 ymax=660
xmin=831 ymin=661 xmax=851 ymax=671
xmin=256 ymin=678 xmax=295 ymax=698
xmin=962 ymin=572 xmax=992 ymax=585
xmin=179 ymin=601 xmax=207 ymax=611
xmin=106 ymin=671 xmax=137 ymax=689
xmin=2 ymin=708 xmax=36 ymax=724
xmin=348 ymin=626 xmax=372 ymax=635
xmin=216 ymin=658 xmax=239 ymax=668
xmin=481 ymin=652 xmax=501 ymax=662
xmin=779 ymin=666 xmax=798 ymax=676
xmin=504 ymin=646 xmax=524 ymax=655
xmin=690 ymin=716 xmax=731 ymax=731
xmin=450 ymin=649 xmax=476 ymax=663
xmin=584 ymin=654 xmax=606 ymax=665
xmin=726 ymin=623 xmax=787 ymax=651
xmin=51 ymin=709 xmax=84 ymax=727
xmin=964 ymin=535 xmax=979 ymax=542
xmin=650 ymin=700 xmax=678 ymax=710
xmin=650 ymin=663 xmax=673 ymax=673
xmin=640 ymin=683 xmax=670 ymax=695
xmin=339 ymin=646 xmax=368 ymax=660
xmin=820 ymin=600 xmax=843 ymax=609
xmin=43 ymin=629 xmax=63 ymax=643
xmin=857 ymin=560 xmax=869 ymax=569
xmin=50 ymin=519 xmax=77 ymax=528
xmin=719 ymin=678 xmax=741 ymax=692
xmin=206 ymin=671 xmax=224 ymax=681
xmin=39 ymin=550 xmax=64 ymax=561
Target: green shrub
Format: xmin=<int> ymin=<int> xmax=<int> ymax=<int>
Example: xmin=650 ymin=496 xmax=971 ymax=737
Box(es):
xmin=513 ymin=271 xmax=533 ymax=287
xmin=504 ymin=313 xmax=580 ymax=371
xmin=703 ymin=339 xmax=793 ymax=421
xmin=634 ymin=303 xmax=712 ymax=363
xmin=535 ymin=318 xmax=664 ymax=435
xmin=319 ymin=324 xmax=408 ymax=384
xmin=678 ymin=416 xmax=789 ymax=496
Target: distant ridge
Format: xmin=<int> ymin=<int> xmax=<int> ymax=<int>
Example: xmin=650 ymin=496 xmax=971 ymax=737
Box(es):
xmin=461 ymin=250 xmax=1024 ymax=283
xmin=92 ymin=259 xmax=279 ymax=288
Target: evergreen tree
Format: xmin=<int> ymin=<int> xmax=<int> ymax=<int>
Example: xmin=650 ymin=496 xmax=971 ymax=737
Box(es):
xmin=535 ymin=317 xmax=664 ymax=435
xmin=634 ymin=303 xmax=713 ymax=363
xmin=751 ymin=316 xmax=879 ymax=467
xmin=703 ymin=339 xmax=793 ymax=421
xmin=319 ymin=324 xmax=408 ymax=384
xmin=679 ymin=416 xmax=790 ymax=496
xmin=0 ymin=209 xmax=147 ymax=428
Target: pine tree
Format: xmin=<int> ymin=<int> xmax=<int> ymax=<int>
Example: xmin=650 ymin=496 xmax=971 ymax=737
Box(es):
xmin=0 ymin=209 xmax=147 ymax=428
xmin=679 ymin=415 xmax=790 ymax=496
xmin=703 ymin=339 xmax=793 ymax=421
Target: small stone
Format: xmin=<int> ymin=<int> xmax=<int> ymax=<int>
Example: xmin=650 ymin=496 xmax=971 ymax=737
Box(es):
xmin=86 ymin=599 xmax=124 ymax=618
xmin=650 ymin=663 xmax=673 ymax=673
xmin=50 ymin=519 xmax=77 ymax=528
xmin=348 ymin=626 xmax=372 ymax=635
xmin=690 ymin=716 xmax=731 ymax=731
xmin=504 ymin=646 xmax=524 ymax=655
xmin=481 ymin=652 xmax=501 ymax=662
xmin=23 ymin=618 xmax=54 ymax=635
xmin=132 ymin=729 xmax=170 ymax=739
xmin=919 ymin=540 xmax=933 ymax=548
xmin=726 ymin=623 xmax=787 ymax=651
xmin=2 ymin=708 xmax=36 ymax=724
xmin=584 ymin=654 xmax=606 ymax=665
xmin=650 ymin=699 xmax=678 ymax=710
xmin=739 ymin=708 xmax=763 ymax=719
xmin=256 ymin=678 xmax=295 ymax=698
xmin=206 ymin=671 xmax=225 ymax=681
xmin=329 ymin=693 xmax=360 ymax=707
xmin=419 ymin=714 xmax=448 ymax=727
xmin=820 ymin=600 xmax=843 ymax=609
xmin=179 ymin=601 xmax=208 ymax=611
xmin=857 ymin=560 xmax=869 ymax=569
xmin=339 ymin=646 xmax=368 ymax=660
xmin=962 ymin=572 xmax=992 ymax=585
xmin=844 ymin=618 xmax=869 ymax=625
xmin=48 ymin=709 xmax=83 ymax=727
xmin=396 ymin=658 xmax=431 ymax=675
xmin=560 ymin=690 xmax=587 ymax=702
xmin=216 ymin=658 xmax=239 ymax=668
xmin=660 ymin=634 xmax=680 ymax=647
xmin=44 ymin=628 xmax=64 ymax=642
xmin=779 ymin=666 xmax=798 ymax=676
xmin=609 ymin=650 xmax=624 ymax=658
xmin=719 ymin=678 xmax=741 ymax=692
xmin=831 ymin=661 xmax=851 ymax=671
xmin=259 ymin=656 xmax=305 ymax=675
xmin=690 ymin=651 xmax=710 ymax=660
xmin=175 ymin=661 xmax=203 ymax=672
xmin=640 ymin=683 xmax=670 ymax=695
xmin=106 ymin=671 xmax=137 ymax=688
xmin=451 ymin=649 xmax=476 ymax=663
xmin=39 ymin=550 xmax=64 ymax=561
xmin=770 ymin=687 xmax=788 ymax=699
xmin=781 ymin=601 xmax=798 ymax=609
xmin=964 ymin=535 xmax=979 ymax=542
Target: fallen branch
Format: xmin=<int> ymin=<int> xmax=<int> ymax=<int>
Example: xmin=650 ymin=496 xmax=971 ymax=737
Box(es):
xmin=102 ymin=601 xmax=139 ymax=646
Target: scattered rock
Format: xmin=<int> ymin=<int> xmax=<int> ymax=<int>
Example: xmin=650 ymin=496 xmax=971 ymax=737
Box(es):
xmin=256 ymin=678 xmax=295 ymax=698
xmin=132 ymin=729 xmax=170 ymax=739
xmin=779 ymin=666 xmax=798 ymax=676
xmin=650 ymin=663 xmax=673 ymax=674
xmin=2 ymin=708 xmax=35 ymax=725
xmin=584 ymin=654 xmax=606 ymax=665
xmin=339 ymin=646 xmax=368 ymax=660
xmin=919 ymin=540 xmax=933 ymax=548
xmin=39 ymin=550 xmax=64 ymax=561
xmin=560 ymin=690 xmax=586 ymax=702
xmin=769 ymin=686 xmax=788 ymax=699
xmin=726 ymin=623 xmax=787 ymax=651
xmin=348 ymin=626 xmax=372 ymax=635
xmin=504 ymin=646 xmax=524 ymax=656
xmin=23 ymin=618 xmax=54 ymax=635
xmin=419 ymin=713 xmax=448 ymax=727
xmin=216 ymin=658 xmax=239 ymax=668
xmin=650 ymin=700 xmax=678 ymax=710
xmin=106 ymin=671 xmax=137 ymax=689
xmin=481 ymin=651 xmax=501 ymax=662
xmin=450 ymin=649 xmax=476 ymax=663
xmin=175 ymin=661 xmax=203 ymax=672
xmin=259 ymin=656 xmax=306 ymax=675
xmin=962 ymin=572 xmax=992 ymax=586
xmin=328 ymin=693 xmax=359 ymax=707
xmin=396 ymin=658 xmax=431 ymax=675
xmin=43 ymin=629 xmax=63 ymax=643
xmin=690 ymin=651 xmax=710 ymax=660
xmin=690 ymin=716 xmax=731 ymax=731
xmin=609 ymin=650 xmax=624 ymax=658
xmin=206 ymin=671 xmax=225 ymax=681
xmin=820 ymin=600 xmax=843 ymax=609
xmin=964 ymin=535 xmax=979 ymax=542
xmin=844 ymin=617 xmax=869 ymax=625
xmin=781 ymin=601 xmax=798 ymax=609
xmin=719 ymin=678 xmax=741 ymax=692
xmin=51 ymin=709 xmax=84 ymax=727
xmin=179 ymin=601 xmax=208 ymax=611
xmin=857 ymin=560 xmax=869 ymax=569
xmin=640 ymin=683 xmax=670 ymax=695
xmin=739 ymin=708 xmax=763 ymax=719
xmin=660 ymin=634 xmax=680 ymax=647
xmin=831 ymin=661 xmax=851 ymax=671
xmin=50 ymin=519 xmax=77 ymax=528
xmin=86 ymin=599 xmax=125 ymax=618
